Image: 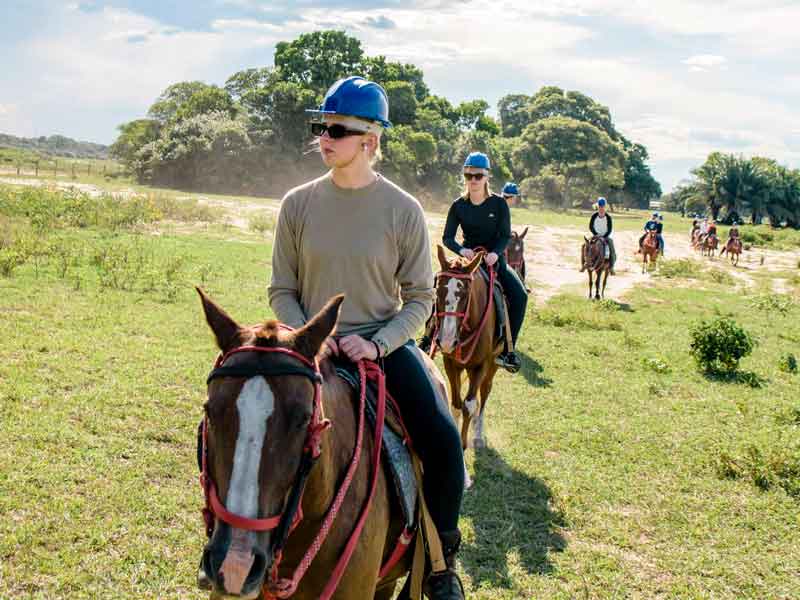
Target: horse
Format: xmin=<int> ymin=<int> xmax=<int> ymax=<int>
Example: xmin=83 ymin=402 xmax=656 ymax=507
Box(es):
xmin=581 ymin=235 xmax=611 ymax=300
xmin=195 ymin=289 xmax=444 ymax=600
xmin=720 ymin=237 xmax=742 ymax=265
xmin=701 ymin=233 xmax=719 ymax=258
xmin=640 ymin=230 xmax=659 ymax=273
xmin=431 ymin=245 xmax=502 ymax=455
xmin=505 ymin=227 xmax=528 ymax=286
xmin=690 ymin=229 xmax=702 ymax=251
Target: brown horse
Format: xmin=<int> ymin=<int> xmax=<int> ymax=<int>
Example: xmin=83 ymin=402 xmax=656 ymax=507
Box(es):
xmin=640 ymin=230 xmax=659 ymax=273
xmin=701 ymin=233 xmax=719 ymax=258
xmin=196 ymin=290 xmax=441 ymax=600
xmin=505 ymin=227 xmax=528 ymax=285
xmin=581 ymin=235 xmax=610 ymax=299
xmin=690 ymin=228 xmax=702 ymax=251
xmin=720 ymin=237 xmax=742 ymax=265
xmin=432 ymin=246 xmax=502 ymax=458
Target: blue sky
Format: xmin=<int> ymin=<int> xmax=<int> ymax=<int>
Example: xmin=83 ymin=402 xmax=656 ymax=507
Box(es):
xmin=2 ymin=1 xmax=800 ymax=191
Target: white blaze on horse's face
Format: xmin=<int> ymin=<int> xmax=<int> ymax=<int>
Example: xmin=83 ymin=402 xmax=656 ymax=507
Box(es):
xmin=439 ymin=278 xmax=464 ymax=352
xmin=228 ymin=377 xmax=275 ymax=519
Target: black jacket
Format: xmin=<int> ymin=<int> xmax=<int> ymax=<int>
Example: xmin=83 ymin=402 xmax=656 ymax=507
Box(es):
xmin=443 ymin=194 xmax=511 ymax=255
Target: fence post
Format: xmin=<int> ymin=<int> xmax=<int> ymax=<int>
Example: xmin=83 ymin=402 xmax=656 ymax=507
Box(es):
xmin=35 ymin=161 xmax=39 ymax=177
xmin=54 ymin=160 xmax=58 ymax=177
xmin=71 ymin=163 xmax=76 ymax=178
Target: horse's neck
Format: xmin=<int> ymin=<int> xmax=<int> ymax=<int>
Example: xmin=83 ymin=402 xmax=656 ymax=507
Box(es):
xmin=468 ymin=272 xmax=490 ymax=327
xmin=302 ymin=373 xmax=360 ymax=519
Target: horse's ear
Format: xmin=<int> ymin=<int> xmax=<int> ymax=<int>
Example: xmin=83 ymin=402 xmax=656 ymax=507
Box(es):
xmin=520 ymin=227 xmax=529 ymax=239
xmin=293 ymin=295 xmax=344 ymax=360
xmin=196 ymin=287 xmax=243 ymax=352
xmin=466 ymin=252 xmax=484 ymax=274
xmin=436 ymin=245 xmax=450 ymax=270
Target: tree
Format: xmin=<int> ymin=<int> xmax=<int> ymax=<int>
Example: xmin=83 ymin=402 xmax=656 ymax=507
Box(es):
xmin=456 ymin=99 xmax=489 ymax=130
xmin=621 ymin=141 xmax=662 ymax=208
xmin=363 ymin=56 xmax=428 ymax=100
xmin=515 ymin=116 xmax=626 ymax=208
xmin=384 ymin=81 xmax=417 ymax=126
xmin=274 ymin=31 xmax=365 ymax=94
xmin=497 ymin=93 xmax=531 ymax=137
xmin=109 ymin=119 xmax=160 ymax=171
xmin=174 ymin=86 xmax=237 ymax=122
xmin=148 ymin=81 xmax=212 ymax=123
xmin=528 ymin=86 xmax=618 ymax=140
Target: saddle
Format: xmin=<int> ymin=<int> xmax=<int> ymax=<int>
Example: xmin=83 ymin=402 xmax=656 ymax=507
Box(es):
xmin=477 ymin=265 xmax=508 ymax=342
xmin=334 ymin=362 xmax=417 ymax=531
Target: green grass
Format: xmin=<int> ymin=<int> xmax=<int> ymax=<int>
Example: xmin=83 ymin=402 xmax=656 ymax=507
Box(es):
xmin=2 ymin=188 xmax=800 ymax=599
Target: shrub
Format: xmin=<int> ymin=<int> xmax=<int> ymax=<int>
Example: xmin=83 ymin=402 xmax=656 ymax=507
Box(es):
xmin=656 ymin=258 xmax=701 ymax=279
xmin=708 ymin=269 xmax=735 ymax=285
xmin=748 ymin=293 xmax=795 ymax=314
xmin=779 ymin=353 xmax=798 ymax=374
xmin=690 ymin=317 xmax=755 ymax=373
xmin=249 ymin=212 xmax=275 ymax=234
xmin=642 ymin=357 xmax=671 ymax=374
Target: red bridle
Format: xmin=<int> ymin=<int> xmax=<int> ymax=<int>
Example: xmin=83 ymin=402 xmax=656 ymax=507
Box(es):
xmin=430 ymin=260 xmax=496 ymax=364
xmin=201 ymin=345 xmax=329 ymax=536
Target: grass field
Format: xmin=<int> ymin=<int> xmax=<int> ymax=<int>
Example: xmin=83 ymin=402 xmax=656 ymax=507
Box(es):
xmin=1 ymin=184 xmax=799 ymax=599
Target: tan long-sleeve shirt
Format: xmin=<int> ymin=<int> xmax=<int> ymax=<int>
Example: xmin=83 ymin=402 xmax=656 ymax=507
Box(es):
xmin=268 ymin=172 xmax=434 ymax=355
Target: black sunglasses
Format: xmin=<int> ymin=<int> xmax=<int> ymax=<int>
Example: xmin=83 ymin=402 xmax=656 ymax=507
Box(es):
xmin=463 ymin=173 xmax=485 ymax=181
xmin=311 ymin=122 xmax=367 ymax=139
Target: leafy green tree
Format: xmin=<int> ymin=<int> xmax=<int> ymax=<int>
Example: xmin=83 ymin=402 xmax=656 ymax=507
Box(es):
xmin=456 ymin=99 xmax=489 ymax=130
xmin=497 ymin=93 xmax=531 ymax=137
xmin=528 ymin=86 xmax=618 ymax=140
xmin=174 ymin=86 xmax=236 ymax=122
xmin=109 ymin=119 xmax=160 ymax=171
xmin=274 ymin=31 xmax=365 ymax=94
xmin=515 ymin=116 xmax=626 ymax=208
xmin=364 ymin=56 xmax=428 ymax=100
xmin=621 ymin=141 xmax=662 ymax=208
xmin=384 ymin=81 xmax=418 ymax=125
xmin=148 ymin=81 xmax=212 ymax=123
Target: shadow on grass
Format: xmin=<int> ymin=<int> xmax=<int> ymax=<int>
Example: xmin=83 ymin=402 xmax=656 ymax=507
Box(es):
xmin=703 ymin=369 xmax=768 ymax=389
xmin=461 ymin=446 xmax=567 ymax=589
xmin=517 ymin=351 xmax=553 ymax=388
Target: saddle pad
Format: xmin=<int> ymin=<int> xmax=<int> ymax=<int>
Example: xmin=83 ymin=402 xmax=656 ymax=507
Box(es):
xmin=335 ymin=366 xmax=417 ymax=530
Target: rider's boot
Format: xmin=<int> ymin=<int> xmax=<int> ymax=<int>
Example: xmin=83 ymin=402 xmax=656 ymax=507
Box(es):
xmin=423 ymin=530 xmax=465 ymax=600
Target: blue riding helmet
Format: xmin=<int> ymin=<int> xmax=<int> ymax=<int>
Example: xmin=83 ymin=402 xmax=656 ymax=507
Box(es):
xmin=597 ymin=197 xmax=607 ymax=207
xmin=463 ymin=152 xmax=490 ymax=170
xmin=306 ymin=76 xmax=392 ymax=128
xmin=502 ymin=182 xmax=520 ymax=196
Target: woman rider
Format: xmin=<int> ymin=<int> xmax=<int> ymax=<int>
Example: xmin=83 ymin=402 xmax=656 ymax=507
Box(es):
xmin=441 ymin=152 xmax=527 ymax=373
xmin=268 ymin=76 xmax=465 ymax=600
xmin=502 ymin=181 xmax=520 ymax=207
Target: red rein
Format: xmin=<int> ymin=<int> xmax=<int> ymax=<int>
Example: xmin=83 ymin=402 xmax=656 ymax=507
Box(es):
xmin=200 ymin=344 xmax=402 ymax=600
xmin=431 ymin=260 xmax=496 ymax=364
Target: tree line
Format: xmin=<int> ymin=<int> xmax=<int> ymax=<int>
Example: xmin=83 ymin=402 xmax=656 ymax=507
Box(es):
xmin=664 ymin=152 xmax=800 ymax=228
xmin=111 ymin=30 xmax=661 ymax=208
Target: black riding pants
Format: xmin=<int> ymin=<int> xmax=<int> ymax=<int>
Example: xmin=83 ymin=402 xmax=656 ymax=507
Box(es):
xmin=495 ymin=258 xmax=527 ymax=346
xmin=383 ymin=341 xmax=464 ymax=533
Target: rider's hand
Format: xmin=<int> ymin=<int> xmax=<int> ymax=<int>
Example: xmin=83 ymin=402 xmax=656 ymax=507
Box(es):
xmin=318 ymin=337 xmax=339 ymax=361
xmin=459 ymin=248 xmax=476 ymax=260
xmin=338 ymin=335 xmax=378 ymax=362
xmin=484 ymin=252 xmax=499 ymax=266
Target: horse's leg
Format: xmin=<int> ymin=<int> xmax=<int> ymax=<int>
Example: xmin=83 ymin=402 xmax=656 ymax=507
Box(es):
xmin=463 ymin=364 xmax=488 ymax=449
xmin=587 ymin=269 xmax=593 ymax=299
xmin=443 ymin=358 xmax=463 ymax=428
xmin=601 ymin=268 xmax=608 ymax=298
xmin=473 ymin=364 xmax=498 ymax=449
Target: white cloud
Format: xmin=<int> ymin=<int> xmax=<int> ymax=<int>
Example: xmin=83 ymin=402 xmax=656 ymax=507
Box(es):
xmin=682 ymin=54 xmax=726 ymax=72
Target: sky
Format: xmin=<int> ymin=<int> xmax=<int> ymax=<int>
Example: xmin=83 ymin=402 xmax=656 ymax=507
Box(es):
xmin=2 ymin=1 xmax=800 ymax=192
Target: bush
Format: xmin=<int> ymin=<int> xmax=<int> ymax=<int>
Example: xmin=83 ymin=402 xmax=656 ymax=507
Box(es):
xmin=656 ymin=258 xmax=701 ymax=279
xmin=715 ymin=443 xmax=800 ymax=498
xmin=708 ymin=269 xmax=735 ymax=285
xmin=642 ymin=357 xmax=671 ymax=374
xmin=249 ymin=212 xmax=275 ymax=234
xmin=690 ymin=317 xmax=755 ymax=373
xmin=748 ymin=293 xmax=795 ymax=314
xmin=779 ymin=353 xmax=798 ymax=374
